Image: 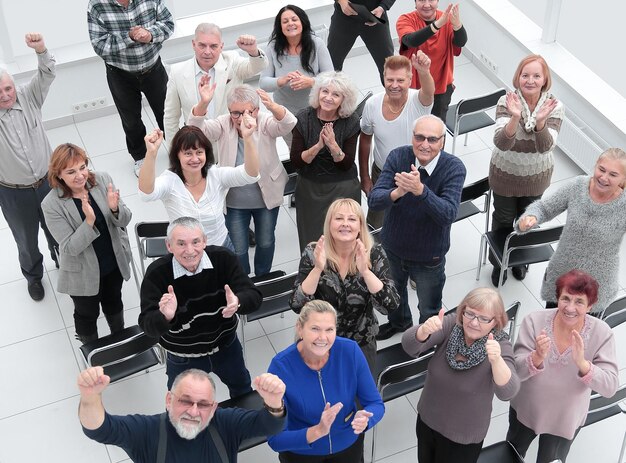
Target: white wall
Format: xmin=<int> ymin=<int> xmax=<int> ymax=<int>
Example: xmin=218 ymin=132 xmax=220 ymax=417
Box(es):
xmin=509 ymin=0 xmax=625 ymax=98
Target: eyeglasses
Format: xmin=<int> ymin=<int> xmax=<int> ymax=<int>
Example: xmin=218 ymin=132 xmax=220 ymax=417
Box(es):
xmin=171 ymin=392 xmax=215 ymax=410
xmin=462 ymin=310 xmax=495 ymax=324
xmin=413 ymin=133 xmax=444 ymax=144
xmin=229 ymin=108 xmax=257 ymax=118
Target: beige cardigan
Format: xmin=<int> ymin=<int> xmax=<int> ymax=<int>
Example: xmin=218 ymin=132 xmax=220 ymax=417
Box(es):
xmin=188 ymin=110 xmax=296 ymax=209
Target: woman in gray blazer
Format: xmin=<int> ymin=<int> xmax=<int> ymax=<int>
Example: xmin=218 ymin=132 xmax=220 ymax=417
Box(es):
xmin=42 ymin=143 xmax=132 ymax=344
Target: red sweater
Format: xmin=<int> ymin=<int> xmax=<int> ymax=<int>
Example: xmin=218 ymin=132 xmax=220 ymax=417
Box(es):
xmin=397 ymin=9 xmax=461 ymax=93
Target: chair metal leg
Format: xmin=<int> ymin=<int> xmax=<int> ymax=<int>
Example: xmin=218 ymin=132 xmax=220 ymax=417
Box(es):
xmin=476 ymin=235 xmax=486 ymax=281
xmin=619 ymin=429 xmax=626 ymax=463
xmin=371 ymin=423 xmax=377 ymax=462
xmin=464 ymin=132 xmax=469 ymax=147
xmin=130 ymin=258 xmax=141 ymax=297
xmin=240 ymin=316 xmax=247 ymax=361
xmin=499 ymin=252 xmax=509 ymax=287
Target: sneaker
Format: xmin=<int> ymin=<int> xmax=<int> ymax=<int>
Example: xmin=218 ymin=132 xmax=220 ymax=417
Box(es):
xmin=512 ymin=264 xmax=529 ymax=281
xmin=134 ymin=159 xmax=144 ymax=177
xmin=28 ymin=280 xmax=45 ymax=301
xmin=409 ymin=278 xmax=417 ymax=290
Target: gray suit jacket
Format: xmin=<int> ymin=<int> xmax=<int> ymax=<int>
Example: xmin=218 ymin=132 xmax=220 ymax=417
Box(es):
xmin=42 ymin=172 xmax=132 ymax=296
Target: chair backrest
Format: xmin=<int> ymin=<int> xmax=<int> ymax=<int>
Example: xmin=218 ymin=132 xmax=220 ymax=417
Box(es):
xmin=79 ymin=325 xmax=163 ymax=383
xmin=246 ymin=272 xmax=297 ymax=322
xmin=135 ymin=221 xmax=170 ymax=275
xmin=219 ymin=390 xmax=268 ymax=451
xmin=456 ymin=88 xmax=506 ymax=119
xmin=601 ymin=295 xmax=626 ymax=327
xmin=460 ymin=177 xmax=490 ymax=203
xmin=506 ymin=224 xmax=564 ymax=249
xmin=355 ymin=90 xmax=374 ymax=119
xmin=583 ymin=384 xmax=626 ymax=427
xmin=505 ymin=301 xmax=521 ymax=342
xmin=375 ymin=343 xmax=433 ymax=402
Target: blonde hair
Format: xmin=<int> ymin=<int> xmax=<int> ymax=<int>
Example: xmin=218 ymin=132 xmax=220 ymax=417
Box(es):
xmin=321 ymin=198 xmax=373 ymax=275
xmin=454 ymin=287 xmax=508 ymax=331
xmin=597 ymin=148 xmax=626 ymax=188
xmin=295 ymin=300 xmax=337 ymax=341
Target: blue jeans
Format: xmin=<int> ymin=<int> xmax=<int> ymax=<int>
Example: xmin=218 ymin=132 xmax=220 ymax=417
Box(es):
xmin=385 ymin=247 xmax=446 ymax=327
xmin=225 ymin=206 xmax=279 ymax=276
xmin=165 ymin=333 xmax=252 ymax=398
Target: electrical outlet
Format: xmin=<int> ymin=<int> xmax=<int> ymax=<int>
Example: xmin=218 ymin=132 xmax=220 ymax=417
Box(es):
xmin=71 ymin=97 xmax=107 ymax=114
xmin=479 ymin=52 xmax=498 ymax=75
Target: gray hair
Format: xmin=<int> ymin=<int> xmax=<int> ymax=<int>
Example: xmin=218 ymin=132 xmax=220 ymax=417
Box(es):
xmin=170 ymin=368 xmax=216 ymax=393
xmin=413 ymin=114 xmax=447 ymax=137
xmin=226 ymin=84 xmax=259 ymax=109
xmin=309 ymin=71 xmax=359 ymax=118
xmin=296 ymin=300 xmax=337 ymax=329
xmin=195 ymin=23 xmax=222 ymax=39
xmin=597 ymin=147 xmax=626 ymax=179
xmin=0 ymin=65 xmax=12 ymax=82
xmin=166 ymin=217 xmax=205 ymax=241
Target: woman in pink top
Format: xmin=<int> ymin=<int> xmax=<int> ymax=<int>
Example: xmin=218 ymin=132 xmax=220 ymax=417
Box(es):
xmin=507 ymin=270 xmax=618 ymax=462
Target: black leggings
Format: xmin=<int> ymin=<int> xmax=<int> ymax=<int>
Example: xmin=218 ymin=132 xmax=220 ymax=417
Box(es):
xmin=278 ymin=433 xmax=364 ymax=463
xmin=416 ymin=415 xmax=483 ymax=463
xmin=507 ymin=406 xmax=579 ymax=463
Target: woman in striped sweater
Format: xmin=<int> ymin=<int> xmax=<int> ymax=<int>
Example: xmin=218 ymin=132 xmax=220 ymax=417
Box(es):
xmin=488 ymin=54 xmax=564 ymax=286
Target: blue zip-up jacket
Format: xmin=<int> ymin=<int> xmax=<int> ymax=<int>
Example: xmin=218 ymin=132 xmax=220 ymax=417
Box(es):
xmin=268 ymin=337 xmax=384 ymax=455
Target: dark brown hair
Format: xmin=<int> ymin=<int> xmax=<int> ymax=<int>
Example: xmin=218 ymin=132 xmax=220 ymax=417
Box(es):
xmin=168 ymin=126 xmax=215 ymax=181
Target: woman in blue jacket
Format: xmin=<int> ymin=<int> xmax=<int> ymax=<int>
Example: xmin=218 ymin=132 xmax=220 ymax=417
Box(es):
xmin=268 ymin=300 xmax=384 ymax=462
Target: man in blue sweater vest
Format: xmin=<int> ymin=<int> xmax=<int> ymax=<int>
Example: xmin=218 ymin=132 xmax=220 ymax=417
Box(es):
xmin=369 ymin=115 xmax=465 ymax=339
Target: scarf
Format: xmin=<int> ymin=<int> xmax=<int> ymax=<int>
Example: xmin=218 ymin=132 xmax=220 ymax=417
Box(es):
xmin=445 ymin=324 xmax=509 ymax=370
xmin=517 ymin=89 xmax=550 ymax=133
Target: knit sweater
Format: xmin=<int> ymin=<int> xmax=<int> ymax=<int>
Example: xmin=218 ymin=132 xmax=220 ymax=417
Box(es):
xmin=368 ymin=147 xmax=466 ymax=262
xmin=402 ymin=314 xmax=520 ymax=444
xmin=489 ymin=93 xmax=564 ymax=197
xmin=517 ymin=175 xmax=626 ymax=312
xmin=511 ymin=310 xmax=618 ymax=439
xmin=259 ymin=36 xmax=334 ymax=115
xmin=290 ymin=243 xmax=399 ymax=346
xmin=138 ymin=246 xmax=262 ymax=356
xmin=267 ymin=337 xmax=384 ymax=455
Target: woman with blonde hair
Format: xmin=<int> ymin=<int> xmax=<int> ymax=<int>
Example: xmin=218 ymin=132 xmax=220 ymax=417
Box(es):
xmin=289 ymin=198 xmax=399 ymax=370
xmin=517 ymin=147 xmax=626 ymax=313
xmin=268 ymin=300 xmax=384 ymax=462
xmin=402 ymin=287 xmax=520 ymax=463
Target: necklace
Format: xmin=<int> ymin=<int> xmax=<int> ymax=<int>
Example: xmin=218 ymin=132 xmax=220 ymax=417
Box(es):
xmin=185 ymin=178 xmax=204 ymax=188
xmin=385 ymin=97 xmax=407 ymax=114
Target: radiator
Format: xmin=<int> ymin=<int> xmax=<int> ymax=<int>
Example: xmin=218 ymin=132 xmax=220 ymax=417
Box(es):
xmin=557 ymin=110 xmax=608 ymax=174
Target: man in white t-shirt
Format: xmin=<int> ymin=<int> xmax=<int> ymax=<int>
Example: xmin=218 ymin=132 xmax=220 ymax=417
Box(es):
xmin=359 ymin=52 xmax=434 ymax=229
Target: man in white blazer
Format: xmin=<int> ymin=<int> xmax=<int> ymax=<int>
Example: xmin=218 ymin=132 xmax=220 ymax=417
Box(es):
xmin=163 ymin=23 xmax=268 ymax=152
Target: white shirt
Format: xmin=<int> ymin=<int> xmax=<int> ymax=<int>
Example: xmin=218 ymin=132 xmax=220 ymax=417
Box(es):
xmin=194 ymin=60 xmax=216 ymax=118
xmin=140 ymin=167 xmax=259 ymax=246
xmin=360 ymin=89 xmax=432 ymax=170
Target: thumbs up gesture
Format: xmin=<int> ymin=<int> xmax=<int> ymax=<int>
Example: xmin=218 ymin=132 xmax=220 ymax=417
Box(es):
xmin=222 ymin=284 xmax=240 ymax=318
xmin=416 ymin=308 xmax=445 ymax=341
xmin=159 ymin=285 xmax=178 ymax=321
xmin=485 ymin=332 xmax=501 ymax=364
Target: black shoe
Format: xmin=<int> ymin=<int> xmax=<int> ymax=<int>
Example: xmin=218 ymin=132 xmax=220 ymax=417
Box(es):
xmin=512 ymin=265 xmax=528 ymax=281
xmin=248 ymin=228 xmax=256 ymax=247
xmin=376 ymin=322 xmax=411 ymax=341
xmin=491 ymin=268 xmax=507 ymax=287
xmin=28 ymin=280 xmax=45 ymax=301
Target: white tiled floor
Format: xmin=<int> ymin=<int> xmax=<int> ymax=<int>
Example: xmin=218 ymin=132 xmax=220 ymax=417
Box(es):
xmin=0 ymin=51 xmax=624 ymax=463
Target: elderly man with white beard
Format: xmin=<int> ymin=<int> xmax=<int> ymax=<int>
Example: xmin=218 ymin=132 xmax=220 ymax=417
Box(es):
xmin=78 ymin=367 xmax=286 ymax=462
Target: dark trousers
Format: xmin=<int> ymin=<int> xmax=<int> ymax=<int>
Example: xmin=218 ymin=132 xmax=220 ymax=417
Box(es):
xmin=0 ymin=179 xmax=57 ymax=283
xmin=70 ymin=267 xmax=124 ymax=337
xmin=165 ymin=333 xmax=252 ymax=398
xmin=489 ymin=193 xmax=541 ymax=268
xmin=417 ymin=415 xmax=483 ymax=463
xmin=366 ymin=163 xmax=385 ymax=230
xmin=279 ymin=433 xmax=364 ymax=463
xmin=432 ymin=84 xmax=455 ymax=124
xmin=105 ymin=58 xmax=168 ymax=161
xmin=507 ymin=406 xmax=579 ymax=463
xmin=327 ymin=10 xmax=393 ymax=84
